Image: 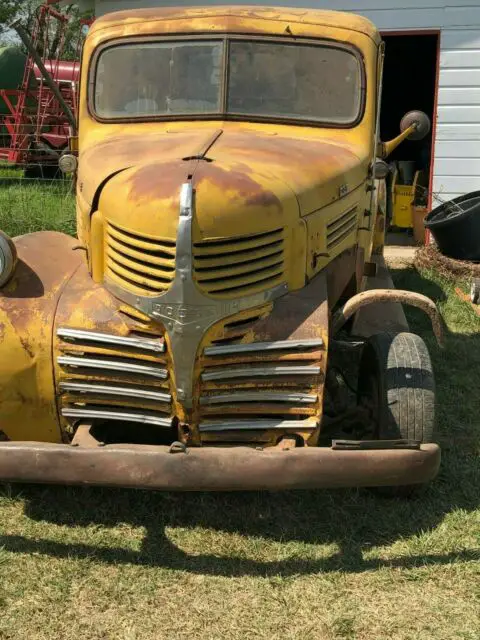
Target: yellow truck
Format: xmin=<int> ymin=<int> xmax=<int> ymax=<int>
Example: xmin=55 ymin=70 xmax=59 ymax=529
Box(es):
xmin=0 ymin=6 xmax=442 ymax=493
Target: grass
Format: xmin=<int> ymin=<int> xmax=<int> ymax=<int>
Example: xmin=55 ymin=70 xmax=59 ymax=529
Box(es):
xmin=0 ymin=168 xmax=75 ymax=237
xmin=0 ymin=174 xmax=479 ymax=639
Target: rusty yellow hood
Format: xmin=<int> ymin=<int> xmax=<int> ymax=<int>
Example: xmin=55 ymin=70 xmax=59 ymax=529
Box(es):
xmin=89 ymin=126 xmax=368 ymax=239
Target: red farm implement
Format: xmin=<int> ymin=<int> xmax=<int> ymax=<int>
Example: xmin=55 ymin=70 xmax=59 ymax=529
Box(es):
xmin=0 ymin=1 xmax=86 ymax=176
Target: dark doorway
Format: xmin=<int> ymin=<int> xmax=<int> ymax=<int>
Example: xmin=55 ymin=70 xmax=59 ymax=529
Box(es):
xmin=380 ymin=32 xmax=439 ymax=190
xmin=380 ymin=32 xmax=439 ymax=244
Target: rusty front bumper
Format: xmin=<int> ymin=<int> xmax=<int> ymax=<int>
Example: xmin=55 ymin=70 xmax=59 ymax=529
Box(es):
xmin=0 ymin=441 xmax=440 ymax=491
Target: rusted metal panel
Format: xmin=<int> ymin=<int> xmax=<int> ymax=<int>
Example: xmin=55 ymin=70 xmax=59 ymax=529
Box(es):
xmin=331 ymin=288 xmax=445 ymax=345
xmin=0 ymin=232 xmax=83 ymax=443
xmin=0 ymin=440 xmax=440 ymax=491
xmin=53 ymin=261 xmax=172 ymax=439
xmin=88 ymin=8 xmax=381 ymax=47
xmin=194 ymin=272 xmax=329 ymax=446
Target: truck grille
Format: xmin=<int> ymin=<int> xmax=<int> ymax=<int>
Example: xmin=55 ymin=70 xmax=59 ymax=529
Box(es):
xmin=198 ymin=337 xmax=323 ymax=440
xmin=193 ymin=228 xmax=285 ymax=297
xmin=56 ymin=328 xmax=172 ymax=429
xmin=105 ymin=221 xmax=176 ymax=296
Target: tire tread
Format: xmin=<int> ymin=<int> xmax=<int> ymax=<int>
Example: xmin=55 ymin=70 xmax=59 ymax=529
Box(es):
xmin=361 ymin=332 xmax=435 ymax=442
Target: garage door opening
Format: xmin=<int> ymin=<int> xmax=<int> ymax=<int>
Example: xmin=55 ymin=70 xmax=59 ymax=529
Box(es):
xmin=380 ymin=32 xmax=439 ymax=238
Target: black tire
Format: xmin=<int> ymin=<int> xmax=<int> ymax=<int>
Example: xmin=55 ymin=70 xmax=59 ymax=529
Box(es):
xmin=358 ymin=332 xmax=435 ymax=496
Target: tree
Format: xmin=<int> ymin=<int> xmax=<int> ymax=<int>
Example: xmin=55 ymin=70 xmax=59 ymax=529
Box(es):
xmin=0 ymin=0 xmax=39 ymax=42
xmin=0 ymin=1 xmax=89 ymax=60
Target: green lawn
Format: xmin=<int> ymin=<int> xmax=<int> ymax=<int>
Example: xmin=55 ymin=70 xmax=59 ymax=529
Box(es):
xmin=0 ymin=170 xmax=75 ymax=237
xmin=0 ymin=176 xmax=479 ymax=639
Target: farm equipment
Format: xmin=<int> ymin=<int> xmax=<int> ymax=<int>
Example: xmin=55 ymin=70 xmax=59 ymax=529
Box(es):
xmin=0 ymin=7 xmax=443 ymax=493
xmin=0 ymin=1 xmax=83 ymax=175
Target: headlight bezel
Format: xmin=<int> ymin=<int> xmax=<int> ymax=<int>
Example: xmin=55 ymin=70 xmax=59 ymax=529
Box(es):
xmin=58 ymin=153 xmax=78 ymax=174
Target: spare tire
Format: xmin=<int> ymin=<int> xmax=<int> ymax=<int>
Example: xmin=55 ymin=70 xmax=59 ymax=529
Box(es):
xmin=424 ymin=191 xmax=480 ymax=261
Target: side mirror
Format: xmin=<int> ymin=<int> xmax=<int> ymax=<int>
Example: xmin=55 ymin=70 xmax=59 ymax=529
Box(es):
xmin=379 ymin=110 xmax=432 ymax=158
xmin=400 ymin=110 xmax=431 ymax=141
xmin=373 ymin=159 xmax=390 ymax=180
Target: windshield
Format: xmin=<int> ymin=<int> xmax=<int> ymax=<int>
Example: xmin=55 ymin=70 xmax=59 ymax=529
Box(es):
xmin=93 ymin=38 xmax=363 ymax=125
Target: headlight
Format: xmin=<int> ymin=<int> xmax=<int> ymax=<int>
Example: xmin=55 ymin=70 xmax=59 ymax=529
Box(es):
xmin=59 ymin=153 xmax=78 ymax=174
xmin=0 ymin=231 xmax=17 ymax=287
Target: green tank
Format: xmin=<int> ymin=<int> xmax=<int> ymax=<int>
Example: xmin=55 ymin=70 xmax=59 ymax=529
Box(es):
xmin=0 ymin=47 xmax=28 ymax=116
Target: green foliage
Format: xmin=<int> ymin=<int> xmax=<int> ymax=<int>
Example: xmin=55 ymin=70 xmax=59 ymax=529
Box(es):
xmin=0 ymin=170 xmax=75 ymax=236
xmin=0 ymin=0 xmax=38 ymax=40
xmin=0 ymin=1 xmax=90 ymax=60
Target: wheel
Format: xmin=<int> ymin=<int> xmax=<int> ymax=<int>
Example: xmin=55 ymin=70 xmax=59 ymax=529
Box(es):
xmin=357 ymin=332 xmax=435 ymax=496
xmin=470 ymin=278 xmax=480 ymax=304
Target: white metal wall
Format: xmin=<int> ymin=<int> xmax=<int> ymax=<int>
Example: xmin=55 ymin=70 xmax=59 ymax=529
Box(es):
xmin=89 ymin=0 xmax=480 ymax=202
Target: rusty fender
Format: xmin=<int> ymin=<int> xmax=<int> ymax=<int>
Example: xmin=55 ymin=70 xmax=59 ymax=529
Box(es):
xmin=331 ymin=289 xmax=444 ymax=345
xmin=0 ymin=441 xmax=440 ymax=491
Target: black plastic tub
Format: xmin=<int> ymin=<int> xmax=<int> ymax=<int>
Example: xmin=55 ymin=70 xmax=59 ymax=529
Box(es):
xmin=424 ymin=191 xmax=480 ymax=261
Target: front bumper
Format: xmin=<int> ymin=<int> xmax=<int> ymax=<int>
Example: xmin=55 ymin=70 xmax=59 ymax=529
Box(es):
xmin=0 ymin=441 xmax=440 ymax=491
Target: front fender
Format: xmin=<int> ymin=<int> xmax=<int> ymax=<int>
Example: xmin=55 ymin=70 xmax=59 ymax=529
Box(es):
xmin=0 ymin=232 xmax=82 ymax=442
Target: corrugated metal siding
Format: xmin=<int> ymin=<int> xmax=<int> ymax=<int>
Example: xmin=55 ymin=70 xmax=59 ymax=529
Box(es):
xmin=92 ymin=0 xmax=480 ymax=201
xmin=435 ymin=30 xmax=480 ymax=202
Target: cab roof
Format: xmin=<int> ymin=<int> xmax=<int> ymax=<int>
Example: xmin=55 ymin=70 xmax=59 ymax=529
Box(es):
xmin=90 ymin=5 xmax=381 ymax=44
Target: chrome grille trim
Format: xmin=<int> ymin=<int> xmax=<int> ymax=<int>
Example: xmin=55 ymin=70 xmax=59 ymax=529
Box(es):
xmin=58 ymin=355 xmax=168 ymax=379
xmin=204 ymin=338 xmax=323 ymax=356
xmin=201 ymin=365 xmax=321 ymax=381
xmin=200 ymin=392 xmax=317 ymax=405
xmin=57 ymin=328 xmax=165 ymax=353
xmin=61 ymin=407 xmax=172 ymax=427
xmin=199 ymin=419 xmax=317 ymax=432
xmin=59 ymin=382 xmax=171 ymax=403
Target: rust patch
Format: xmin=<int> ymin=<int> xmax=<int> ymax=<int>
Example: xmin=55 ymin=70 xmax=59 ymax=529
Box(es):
xmin=196 ymin=272 xmax=329 ymax=446
xmin=90 ymin=6 xmax=380 ymax=44
xmin=0 ymin=232 xmax=83 ymax=444
xmin=252 ymin=269 xmax=328 ymax=341
xmin=244 ymin=191 xmax=282 ymax=208
xmin=331 ymin=288 xmax=445 ymax=346
xmin=194 ymin=162 xmax=282 ymax=211
xmin=214 ymin=131 xmax=361 ymax=167
xmin=209 ymin=130 xmax=366 ymax=216
xmin=79 ymin=129 xmax=218 ymax=205
xmin=0 ymin=441 xmax=440 ymax=490
xmin=124 ymin=160 xmax=195 ymax=204
xmin=324 ymin=248 xmax=358 ymax=310
xmin=18 ymin=336 xmax=35 ymax=360
xmin=53 ymin=262 xmax=175 ymax=441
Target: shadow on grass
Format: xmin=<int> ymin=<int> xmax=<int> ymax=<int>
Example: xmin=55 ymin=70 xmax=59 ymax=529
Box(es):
xmin=0 ymin=453 xmax=478 ymax=577
xmin=0 ymin=266 xmax=479 ymax=576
